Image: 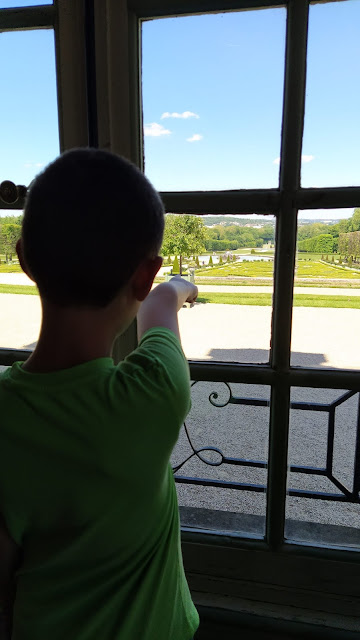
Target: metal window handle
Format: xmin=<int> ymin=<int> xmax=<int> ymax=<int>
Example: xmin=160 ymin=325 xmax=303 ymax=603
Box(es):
xmin=0 ymin=181 xmax=27 ymax=204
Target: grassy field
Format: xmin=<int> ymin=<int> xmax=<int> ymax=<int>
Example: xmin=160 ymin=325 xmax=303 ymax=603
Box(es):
xmin=196 ymin=261 xmax=274 ymax=277
xmin=0 ymin=263 xmax=22 ymax=273
xmin=194 ymin=260 xmax=360 ymax=279
xmin=296 ymin=262 xmax=360 ymax=278
xmin=0 ymin=284 xmax=38 ymax=295
xmin=1 ymin=284 xmax=360 ymax=309
xmin=186 ymin=278 xmax=360 ymax=288
xmin=196 ymin=293 xmax=360 ymax=308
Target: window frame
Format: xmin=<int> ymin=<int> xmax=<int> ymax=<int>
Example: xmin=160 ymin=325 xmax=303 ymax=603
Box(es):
xmin=1 ymin=0 xmax=360 ymax=629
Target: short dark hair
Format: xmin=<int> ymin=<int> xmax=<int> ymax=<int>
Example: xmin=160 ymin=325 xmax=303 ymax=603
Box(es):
xmin=22 ymin=149 xmax=164 ymax=307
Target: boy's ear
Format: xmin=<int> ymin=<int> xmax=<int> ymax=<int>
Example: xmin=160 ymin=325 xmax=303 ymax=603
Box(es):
xmin=131 ymin=256 xmax=163 ymax=301
xmin=16 ymin=238 xmax=35 ymax=282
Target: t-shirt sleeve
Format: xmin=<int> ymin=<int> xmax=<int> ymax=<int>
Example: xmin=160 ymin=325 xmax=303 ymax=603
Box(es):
xmin=113 ymin=328 xmax=191 ymax=455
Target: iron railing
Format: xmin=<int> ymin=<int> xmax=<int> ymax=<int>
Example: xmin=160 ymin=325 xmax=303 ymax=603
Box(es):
xmin=173 ymin=384 xmax=360 ymax=503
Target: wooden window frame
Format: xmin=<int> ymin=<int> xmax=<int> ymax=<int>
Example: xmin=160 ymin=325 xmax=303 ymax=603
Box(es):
xmin=1 ymin=0 xmax=359 ymax=632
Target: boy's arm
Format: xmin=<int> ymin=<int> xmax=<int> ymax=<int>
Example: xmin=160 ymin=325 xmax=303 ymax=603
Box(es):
xmin=137 ymin=276 xmax=198 ymax=341
xmin=0 ymin=517 xmax=21 ymax=639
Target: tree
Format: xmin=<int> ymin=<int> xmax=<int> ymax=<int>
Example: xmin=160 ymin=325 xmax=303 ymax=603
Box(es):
xmin=162 ymin=214 xmax=206 ymax=274
xmin=208 ymin=255 xmax=213 ymax=267
xmin=0 ymin=223 xmax=21 ymax=262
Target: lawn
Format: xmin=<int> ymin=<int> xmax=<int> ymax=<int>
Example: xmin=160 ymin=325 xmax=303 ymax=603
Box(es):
xmin=195 ymin=260 xmax=360 ymax=280
xmin=296 ymin=262 xmax=360 ymax=279
xmin=196 ymin=293 xmax=360 ymax=309
xmin=196 ymin=261 xmax=274 ymax=278
xmin=1 ymin=284 xmax=360 ymax=309
xmin=0 ymin=284 xmax=38 ymax=295
xmin=0 ymin=263 xmax=22 ymax=273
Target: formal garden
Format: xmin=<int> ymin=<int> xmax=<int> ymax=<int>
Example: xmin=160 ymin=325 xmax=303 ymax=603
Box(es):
xmin=1 ymin=208 xmax=360 ymax=309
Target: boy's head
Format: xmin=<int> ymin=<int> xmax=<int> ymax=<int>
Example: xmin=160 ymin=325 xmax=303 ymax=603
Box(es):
xmin=20 ymin=149 xmax=164 ymax=307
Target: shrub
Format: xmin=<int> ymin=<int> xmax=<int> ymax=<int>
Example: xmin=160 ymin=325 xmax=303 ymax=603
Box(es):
xmin=208 ymin=255 xmax=213 ymax=267
xmin=251 ymin=249 xmax=256 ymax=254
xmin=172 ymin=255 xmax=180 ymax=274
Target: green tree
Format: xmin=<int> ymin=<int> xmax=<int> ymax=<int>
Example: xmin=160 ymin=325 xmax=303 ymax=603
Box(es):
xmin=0 ymin=223 xmax=21 ymax=262
xmin=219 ymin=254 xmax=223 ymax=264
xmin=351 ymin=208 xmax=360 ymax=231
xmin=162 ymin=214 xmax=206 ymax=275
xmin=208 ymin=255 xmax=213 ymax=266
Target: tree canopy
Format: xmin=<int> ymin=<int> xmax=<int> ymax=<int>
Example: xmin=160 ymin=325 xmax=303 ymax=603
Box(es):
xmin=162 ymin=214 xmax=206 ymax=273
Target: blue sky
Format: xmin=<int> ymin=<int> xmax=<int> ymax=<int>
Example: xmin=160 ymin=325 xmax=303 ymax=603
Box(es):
xmin=0 ymin=1 xmax=359 ymax=220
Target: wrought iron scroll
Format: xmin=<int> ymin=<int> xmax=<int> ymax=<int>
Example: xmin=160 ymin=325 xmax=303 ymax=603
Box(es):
xmin=173 ymin=384 xmax=360 ymax=503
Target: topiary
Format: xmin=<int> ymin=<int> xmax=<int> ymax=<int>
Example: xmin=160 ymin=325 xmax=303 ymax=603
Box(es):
xmin=172 ymin=255 xmax=180 ymax=274
xmin=208 ymin=255 xmax=213 ymax=266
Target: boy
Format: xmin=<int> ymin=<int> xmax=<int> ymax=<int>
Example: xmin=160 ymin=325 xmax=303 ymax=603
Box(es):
xmin=0 ymin=149 xmax=199 ymax=639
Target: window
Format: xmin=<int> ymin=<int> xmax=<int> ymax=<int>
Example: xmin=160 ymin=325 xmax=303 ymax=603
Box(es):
xmin=1 ymin=0 xmax=360 ymax=631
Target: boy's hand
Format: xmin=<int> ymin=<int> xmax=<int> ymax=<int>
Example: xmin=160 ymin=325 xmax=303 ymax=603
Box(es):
xmin=137 ymin=277 xmax=198 ymax=341
xmin=168 ymin=276 xmax=198 ymax=308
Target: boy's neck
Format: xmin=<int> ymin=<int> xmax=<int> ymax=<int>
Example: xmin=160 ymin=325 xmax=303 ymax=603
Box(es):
xmin=22 ymin=297 xmax=135 ymax=373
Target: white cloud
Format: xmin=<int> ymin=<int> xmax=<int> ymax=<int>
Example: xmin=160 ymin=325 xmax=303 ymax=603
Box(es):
xmin=144 ymin=122 xmax=171 ymax=137
xmin=186 ymin=134 xmax=203 ymax=142
xmin=161 ymin=111 xmax=199 ymax=119
xmin=273 ymin=154 xmax=314 ymax=165
xmin=24 ymin=162 xmax=45 ymax=168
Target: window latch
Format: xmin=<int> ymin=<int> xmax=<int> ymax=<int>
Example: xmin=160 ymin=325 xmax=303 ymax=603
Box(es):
xmin=0 ymin=181 xmax=27 ymax=205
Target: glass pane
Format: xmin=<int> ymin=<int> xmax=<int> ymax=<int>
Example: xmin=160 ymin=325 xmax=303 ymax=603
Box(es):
xmin=173 ymin=382 xmax=270 ymax=537
xmin=0 ymin=1 xmax=52 ymax=7
xmin=157 ymin=213 xmax=275 ymax=363
xmin=302 ymin=1 xmax=360 ymax=187
xmin=291 ymin=208 xmax=360 ymax=369
xmin=286 ymin=387 xmax=360 ymax=548
xmin=0 ymin=29 xmax=58 ymax=354
xmin=0 ymin=29 xmax=59 ymax=187
xmin=142 ymin=8 xmax=286 ymax=191
xmin=0 ymin=233 xmax=39 ymax=350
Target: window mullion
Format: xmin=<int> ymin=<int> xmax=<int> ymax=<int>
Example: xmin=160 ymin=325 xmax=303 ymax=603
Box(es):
xmin=55 ymin=0 xmax=89 ymax=150
xmin=0 ymin=6 xmax=54 ymax=31
xmin=267 ymin=0 xmax=309 ymax=550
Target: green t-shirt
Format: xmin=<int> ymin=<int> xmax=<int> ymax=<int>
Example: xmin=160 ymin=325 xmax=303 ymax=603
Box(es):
xmin=0 ymin=328 xmax=199 ymax=640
